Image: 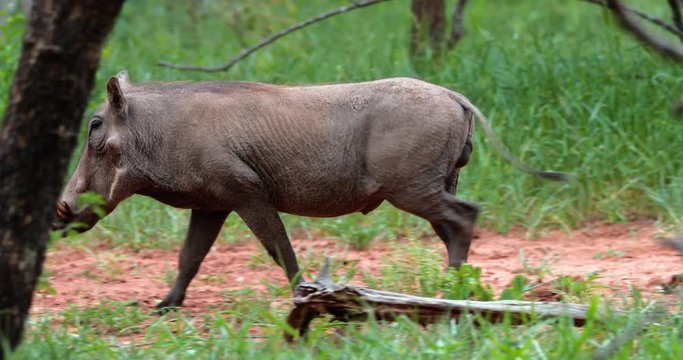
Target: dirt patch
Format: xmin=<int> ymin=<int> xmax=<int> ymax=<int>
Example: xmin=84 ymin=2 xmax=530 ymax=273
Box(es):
xmin=32 ymin=220 xmax=681 ymax=315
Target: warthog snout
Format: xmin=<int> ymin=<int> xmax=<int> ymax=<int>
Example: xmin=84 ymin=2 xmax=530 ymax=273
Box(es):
xmin=51 ymin=201 xmax=73 ymax=231
xmin=56 ymin=201 xmax=73 ymax=222
xmin=52 ymin=200 xmax=99 ymax=233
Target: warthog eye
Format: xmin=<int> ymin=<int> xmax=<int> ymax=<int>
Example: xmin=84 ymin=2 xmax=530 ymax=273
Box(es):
xmin=90 ymin=118 xmax=103 ymax=131
xmin=88 ymin=117 xmax=106 ymax=150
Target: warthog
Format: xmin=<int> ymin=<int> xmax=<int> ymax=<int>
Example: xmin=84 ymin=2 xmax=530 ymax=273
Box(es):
xmin=53 ymin=72 xmax=563 ymax=310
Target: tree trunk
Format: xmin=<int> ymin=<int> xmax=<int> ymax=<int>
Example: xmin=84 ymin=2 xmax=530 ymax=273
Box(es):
xmin=0 ymin=0 xmax=124 ymax=355
xmin=410 ymin=0 xmax=446 ymax=57
xmin=447 ymin=0 xmax=469 ymax=49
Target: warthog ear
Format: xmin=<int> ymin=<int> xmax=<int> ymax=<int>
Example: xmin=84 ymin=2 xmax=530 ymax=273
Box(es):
xmin=107 ymin=76 xmax=127 ymax=116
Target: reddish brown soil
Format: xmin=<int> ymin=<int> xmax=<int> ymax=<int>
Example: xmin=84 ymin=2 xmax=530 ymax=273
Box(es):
xmin=32 ymin=220 xmax=681 ymax=316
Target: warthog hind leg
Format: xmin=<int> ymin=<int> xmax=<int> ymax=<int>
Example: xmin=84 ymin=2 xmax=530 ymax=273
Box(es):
xmin=388 ymin=186 xmax=479 ymax=268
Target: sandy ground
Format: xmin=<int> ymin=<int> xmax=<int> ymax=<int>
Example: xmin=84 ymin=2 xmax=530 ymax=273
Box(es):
xmin=32 ymin=220 xmax=682 ymax=315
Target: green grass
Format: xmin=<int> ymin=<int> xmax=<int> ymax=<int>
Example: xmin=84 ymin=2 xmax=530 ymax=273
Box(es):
xmin=2 ymin=0 xmax=683 ymax=358
xmin=14 ymin=303 xmax=682 ymax=360
xmin=10 ymin=239 xmax=683 ymax=359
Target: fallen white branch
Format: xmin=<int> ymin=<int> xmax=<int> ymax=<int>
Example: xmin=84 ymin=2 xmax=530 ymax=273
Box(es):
xmin=284 ymin=260 xmax=609 ymax=342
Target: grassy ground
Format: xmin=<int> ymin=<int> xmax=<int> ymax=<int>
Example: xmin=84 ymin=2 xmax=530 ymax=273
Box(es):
xmin=1 ymin=0 xmax=683 ymax=358
xmin=12 ymin=240 xmax=683 ymax=359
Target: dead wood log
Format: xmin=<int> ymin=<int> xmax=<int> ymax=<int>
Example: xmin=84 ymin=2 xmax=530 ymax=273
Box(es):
xmin=284 ymin=260 xmax=601 ymax=342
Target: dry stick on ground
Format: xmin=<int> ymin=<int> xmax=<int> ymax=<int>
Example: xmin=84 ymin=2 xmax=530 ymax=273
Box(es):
xmin=580 ymin=0 xmax=683 ymax=40
xmin=158 ymin=0 xmax=394 ymax=72
xmin=447 ymin=0 xmax=469 ymax=49
xmin=284 ymin=260 xmax=609 ymax=342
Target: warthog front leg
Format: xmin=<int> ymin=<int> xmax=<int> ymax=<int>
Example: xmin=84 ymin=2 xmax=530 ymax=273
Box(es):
xmin=156 ymin=209 xmax=229 ymax=311
xmin=237 ymin=201 xmax=302 ymax=286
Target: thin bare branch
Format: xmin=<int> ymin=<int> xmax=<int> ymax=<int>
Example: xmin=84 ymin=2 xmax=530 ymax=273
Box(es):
xmin=668 ymin=0 xmax=683 ymax=41
xmin=580 ymin=0 xmax=683 ymax=40
xmin=447 ymin=0 xmax=469 ymax=49
xmin=159 ymin=0 xmax=394 ymax=72
xmin=606 ymin=0 xmax=683 ymax=61
xmin=585 ymin=0 xmax=683 ymax=116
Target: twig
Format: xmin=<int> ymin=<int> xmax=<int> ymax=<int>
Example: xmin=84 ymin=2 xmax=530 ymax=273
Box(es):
xmin=158 ymin=0 xmax=394 ymax=72
xmin=590 ymin=315 xmax=646 ymax=360
xmin=447 ymin=0 xmax=469 ymax=49
xmin=668 ymin=0 xmax=683 ymax=41
xmin=590 ymin=304 xmax=668 ymax=360
xmin=579 ymin=0 xmax=683 ymax=40
xmin=606 ymin=0 xmax=683 ymax=61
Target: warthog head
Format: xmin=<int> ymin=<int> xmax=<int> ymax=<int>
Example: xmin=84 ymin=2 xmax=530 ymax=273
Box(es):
xmin=53 ymin=71 xmax=134 ymax=232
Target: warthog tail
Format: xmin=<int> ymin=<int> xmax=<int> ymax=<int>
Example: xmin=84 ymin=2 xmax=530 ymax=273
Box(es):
xmin=448 ymin=91 xmax=567 ymax=182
